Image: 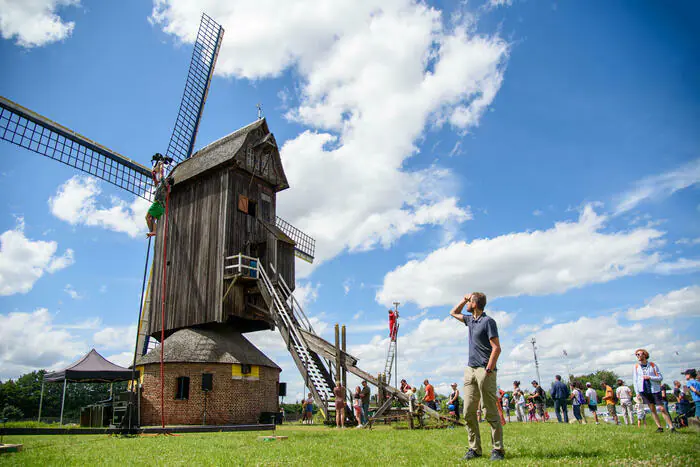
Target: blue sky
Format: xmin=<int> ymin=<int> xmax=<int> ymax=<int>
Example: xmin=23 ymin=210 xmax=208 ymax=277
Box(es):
xmin=1 ymin=0 xmax=698 ymax=400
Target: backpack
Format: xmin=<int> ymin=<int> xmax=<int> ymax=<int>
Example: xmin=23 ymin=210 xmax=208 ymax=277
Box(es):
xmin=576 ymin=389 xmax=585 ymax=405
xmin=610 ymin=386 xmax=618 ymax=404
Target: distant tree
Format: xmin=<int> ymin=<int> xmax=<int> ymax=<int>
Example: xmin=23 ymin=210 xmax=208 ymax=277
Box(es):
xmin=1 ymin=404 xmax=24 ymax=420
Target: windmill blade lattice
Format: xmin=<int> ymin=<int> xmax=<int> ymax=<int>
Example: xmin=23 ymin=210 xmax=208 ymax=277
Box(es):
xmin=0 ymin=96 xmax=153 ymax=201
xmin=275 ymin=216 xmax=316 ymax=263
xmin=165 ymin=13 xmax=224 ymax=163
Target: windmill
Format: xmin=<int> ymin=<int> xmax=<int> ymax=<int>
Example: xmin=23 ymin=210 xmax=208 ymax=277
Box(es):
xmin=0 ymin=13 xmax=318 ymax=427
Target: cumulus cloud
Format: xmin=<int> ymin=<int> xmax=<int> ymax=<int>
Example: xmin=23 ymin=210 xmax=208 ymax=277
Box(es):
xmin=93 ymin=324 xmax=137 ymax=350
xmin=0 ymin=217 xmax=74 ymax=296
xmin=0 ymin=308 xmax=85 ymax=380
xmin=150 ymin=0 xmax=507 ymax=271
xmin=377 ymin=205 xmax=696 ymax=307
xmin=626 ymin=285 xmax=700 ymax=321
xmin=49 ymin=175 xmax=150 ymax=238
xmin=0 ymin=0 xmax=80 ymax=48
xmin=506 ymin=314 xmax=698 ymax=384
xmin=614 ymin=157 xmax=700 ymax=214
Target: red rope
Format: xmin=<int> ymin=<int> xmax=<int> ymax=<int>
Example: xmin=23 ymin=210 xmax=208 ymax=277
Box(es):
xmin=159 ymin=187 xmax=171 ymax=429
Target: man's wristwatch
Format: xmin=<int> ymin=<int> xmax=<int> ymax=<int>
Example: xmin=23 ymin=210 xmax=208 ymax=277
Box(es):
xmin=486 ymin=368 xmax=493 ymax=374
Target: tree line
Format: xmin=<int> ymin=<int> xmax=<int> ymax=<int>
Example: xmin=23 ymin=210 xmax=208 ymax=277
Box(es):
xmin=1 ymin=370 xmax=125 ymax=422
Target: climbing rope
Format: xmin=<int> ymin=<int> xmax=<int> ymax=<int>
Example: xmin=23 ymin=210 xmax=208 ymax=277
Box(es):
xmin=159 ymin=185 xmax=171 ymax=429
xmin=127 ymin=235 xmax=152 ymax=431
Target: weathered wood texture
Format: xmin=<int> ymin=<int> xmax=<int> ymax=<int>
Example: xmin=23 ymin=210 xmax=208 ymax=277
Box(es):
xmin=148 ymin=169 xmax=227 ymax=337
xmin=147 ymin=118 xmax=298 ymax=337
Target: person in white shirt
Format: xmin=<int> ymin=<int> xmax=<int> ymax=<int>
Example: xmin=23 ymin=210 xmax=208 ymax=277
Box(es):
xmin=615 ymin=379 xmax=633 ymax=425
xmin=584 ymin=382 xmax=600 ymax=424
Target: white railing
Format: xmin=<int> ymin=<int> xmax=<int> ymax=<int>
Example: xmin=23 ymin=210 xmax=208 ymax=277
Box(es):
xmin=270 ymin=263 xmax=316 ymax=334
xmin=224 ymin=253 xmax=260 ymax=277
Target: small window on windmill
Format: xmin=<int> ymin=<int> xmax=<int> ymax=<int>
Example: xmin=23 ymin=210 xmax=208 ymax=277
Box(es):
xmin=261 ymin=193 xmax=271 ymax=222
xmin=240 ymin=364 xmax=252 ymax=375
xmin=175 ymin=376 xmax=190 ymax=400
xmin=238 ymin=195 xmax=249 ymax=214
xmin=246 ymin=146 xmax=255 ymax=171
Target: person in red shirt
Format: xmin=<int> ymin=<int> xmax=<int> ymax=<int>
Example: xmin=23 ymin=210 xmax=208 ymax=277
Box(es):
xmin=422 ymin=379 xmax=437 ymax=411
xmin=388 ymin=309 xmax=399 ymax=341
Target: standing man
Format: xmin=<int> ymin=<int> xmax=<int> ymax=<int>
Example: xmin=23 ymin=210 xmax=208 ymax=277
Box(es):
xmin=616 ymin=379 xmax=634 ymax=425
xmin=360 ymin=380 xmax=371 ymax=425
xmin=584 ymin=382 xmax=600 ymax=424
xmin=450 ymin=292 xmax=504 ymax=462
xmin=550 ymin=375 xmax=570 ymax=423
xmin=601 ymin=380 xmax=619 ymax=425
xmin=422 ymin=379 xmax=437 ymax=411
xmin=530 ymin=381 xmax=546 ymax=422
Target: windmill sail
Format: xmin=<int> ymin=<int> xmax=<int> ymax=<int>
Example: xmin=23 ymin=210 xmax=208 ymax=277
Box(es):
xmin=0 ymin=96 xmax=153 ymax=200
xmin=165 ymin=13 xmax=224 ymax=163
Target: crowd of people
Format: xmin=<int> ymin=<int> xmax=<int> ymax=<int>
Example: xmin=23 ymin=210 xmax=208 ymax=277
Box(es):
xmin=298 ymin=291 xmax=699 ymax=462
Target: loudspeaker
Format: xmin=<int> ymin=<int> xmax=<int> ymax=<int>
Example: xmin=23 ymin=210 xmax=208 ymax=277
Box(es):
xmin=278 ymin=382 xmax=287 ymax=397
xmin=202 ymin=373 xmax=213 ymax=392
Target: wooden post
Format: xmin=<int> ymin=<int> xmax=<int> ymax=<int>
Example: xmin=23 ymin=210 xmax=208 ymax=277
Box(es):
xmin=341 ymin=325 xmax=347 ymax=394
xmin=334 ymin=324 xmax=341 ymax=386
xmin=37 ymin=380 xmax=45 ymax=422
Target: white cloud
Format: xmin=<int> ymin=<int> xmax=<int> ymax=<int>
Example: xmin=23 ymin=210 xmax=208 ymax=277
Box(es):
xmin=342 ymin=278 xmax=352 ymax=295
xmin=377 ymin=205 xmax=690 ymax=307
xmin=293 ymin=281 xmax=320 ymax=309
xmin=506 ymin=314 xmax=698 ymax=385
xmin=485 ymin=0 xmax=513 ymax=9
xmin=93 ymin=324 xmax=137 ymax=350
xmin=516 ymin=324 xmax=541 ymax=335
xmin=0 ymin=217 xmax=74 ymax=296
xmin=49 ymin=175 xmax=150 ymax=238
xmin=352 ymin=310 xmax=364 ymax=320
xmin=626 ymin=285 xmax=700 ymax=321
xmin=676 ymin=237 xmax=700 ymax=246
xmin=0 ymin=308 xmax=85 ymax=380
xmin=64 ymin=283 xmax=82 ymax=300
xmin=105 ymin=351 xmax=134 ymax=368
xmin=533 ymin=209 xmax=543 ymax=216
xmin=614 ymin=157 xmax=700 ymax=214
xmin=0 ymin=0 xmax=80 ymax=48
xmin=151 ymin=0 xmax=507 ymax=271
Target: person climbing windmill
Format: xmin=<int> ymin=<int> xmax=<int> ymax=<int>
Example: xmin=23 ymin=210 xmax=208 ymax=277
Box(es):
xmin=145 ymin=153 xmax=172 ymax=237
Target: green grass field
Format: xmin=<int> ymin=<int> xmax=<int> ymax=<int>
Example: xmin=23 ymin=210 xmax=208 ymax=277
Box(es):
xmin=1 ymin=421 xmax=698 ymax=466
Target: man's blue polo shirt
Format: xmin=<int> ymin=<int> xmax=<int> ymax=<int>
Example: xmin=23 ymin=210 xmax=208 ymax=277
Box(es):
xmin=464 ymin=312 xmax=499 ymax=368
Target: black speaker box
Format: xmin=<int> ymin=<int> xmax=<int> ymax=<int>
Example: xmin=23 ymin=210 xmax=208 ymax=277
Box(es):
xmin=279 ymin=382 xmax=287 ymax=397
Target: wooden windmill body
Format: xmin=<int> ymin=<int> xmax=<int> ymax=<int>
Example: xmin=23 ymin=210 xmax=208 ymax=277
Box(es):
xmin=146 ymin=118 xmax=296 ymax=338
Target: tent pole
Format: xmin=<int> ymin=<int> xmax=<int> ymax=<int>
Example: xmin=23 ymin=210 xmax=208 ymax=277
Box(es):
xmin=37 ymin=380 xmax=45 ymax=422
xmin=60 ymin=379 xmax=67 ymax=425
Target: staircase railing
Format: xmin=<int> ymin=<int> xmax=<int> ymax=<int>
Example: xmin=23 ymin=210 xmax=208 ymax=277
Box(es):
xmin=250 ymin=261 xmax=334 ymax=419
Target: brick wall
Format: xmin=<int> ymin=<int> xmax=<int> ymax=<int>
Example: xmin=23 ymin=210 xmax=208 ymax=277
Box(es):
xmin=139 ymin=362 xmax=280 ymax=426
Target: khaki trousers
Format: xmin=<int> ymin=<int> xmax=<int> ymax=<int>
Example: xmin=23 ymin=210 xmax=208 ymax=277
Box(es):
xmin=464 ymin=366 xmax=504 ymax=454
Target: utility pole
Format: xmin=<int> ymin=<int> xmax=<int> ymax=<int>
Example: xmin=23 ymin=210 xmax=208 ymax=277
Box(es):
xmin=562 ymin=349 xmax=571 ymax=384
xmin=531 ymin=338 xmax=541 ymax=385
xmin=393 ymin=301 xmax=400 ymax=389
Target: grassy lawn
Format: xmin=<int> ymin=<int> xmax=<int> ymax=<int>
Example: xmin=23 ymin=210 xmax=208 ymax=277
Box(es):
xmin=1 ymin=421 xmax=698 ymax=465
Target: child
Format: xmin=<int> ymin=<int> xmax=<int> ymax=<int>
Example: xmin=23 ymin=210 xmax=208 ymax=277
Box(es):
xmin=528 ymin=401 xmax=537 ymax=422
xmin=635 ymin=394 xmax=646 ymax=427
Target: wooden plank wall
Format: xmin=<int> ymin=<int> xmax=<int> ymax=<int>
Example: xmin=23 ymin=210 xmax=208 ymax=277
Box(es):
xmin=147 ymin=169 xmax=227 ymax=337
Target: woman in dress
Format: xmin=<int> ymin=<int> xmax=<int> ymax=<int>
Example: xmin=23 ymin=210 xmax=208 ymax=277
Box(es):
xmin=334 ymin=381 xmax=346 ymax=428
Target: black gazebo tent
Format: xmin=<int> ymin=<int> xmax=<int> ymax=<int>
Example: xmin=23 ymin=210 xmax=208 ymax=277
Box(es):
xmin=40 ymin=349 xmax=136 ymax=424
